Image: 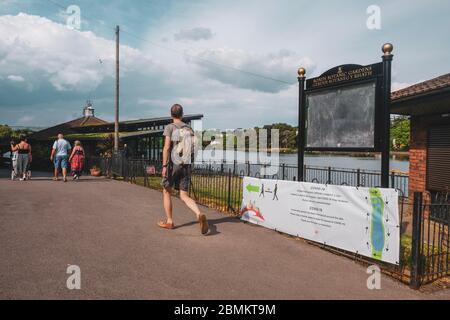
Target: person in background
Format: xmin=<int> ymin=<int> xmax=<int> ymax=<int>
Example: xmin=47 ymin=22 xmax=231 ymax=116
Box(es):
xmin=50 ymin=133 xmax=71 ymax=182
xmin=11 ymin=135 xmax=31 ymax=181
xmin=10 ymin=140 xmax=18 ymax=180
xmin=158 ymin=104 xmax=209 ymax=235
xmin=69 ymin=140 xmax=85 ymax=180
xmin=123 ymin=143 xmax=131 ymax=159
xmin=25 ymin=137 xmax=32 ymax=180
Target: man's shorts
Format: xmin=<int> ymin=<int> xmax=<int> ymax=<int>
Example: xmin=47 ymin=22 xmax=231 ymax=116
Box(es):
xmin=54 ymin=155 xmax=69 ymax=169
xmin=162 ymin=164 xmax=191 ymax=192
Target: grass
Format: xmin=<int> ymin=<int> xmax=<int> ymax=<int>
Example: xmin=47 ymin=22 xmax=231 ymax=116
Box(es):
xmin=400 ymin=234 xmax=448 ymax=279
xmin=131 ymin=174 xmax=243 ymax=214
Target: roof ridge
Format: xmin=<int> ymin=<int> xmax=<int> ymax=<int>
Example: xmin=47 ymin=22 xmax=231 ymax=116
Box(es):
xmin=392 ymin=73 xmax=450 ymax=101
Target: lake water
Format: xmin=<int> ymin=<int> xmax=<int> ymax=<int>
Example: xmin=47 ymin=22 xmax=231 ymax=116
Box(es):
xmin=200 ymin=150 xmax=409 ymax=173
xmin=3 ymin=149 xmax=410 ymax=173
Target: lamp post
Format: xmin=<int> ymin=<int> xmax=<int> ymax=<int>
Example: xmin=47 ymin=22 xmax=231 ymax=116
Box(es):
xmin=114 ymin=25 xmax=120 ymax=153
xmin=297 ymin=67 xmax=306 ymax=182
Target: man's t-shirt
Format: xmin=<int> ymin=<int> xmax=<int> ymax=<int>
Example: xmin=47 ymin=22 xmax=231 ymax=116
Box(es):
xmin=53 ymin=139 xmax=71 ymax=157
xmin=163 ymin=121 xmax=195 ymax=166
xmin=163 ymin=121 xmax=188 ymax=141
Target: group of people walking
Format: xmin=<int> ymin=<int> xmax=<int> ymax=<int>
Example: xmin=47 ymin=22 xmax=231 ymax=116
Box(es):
xmin=8 ymin=104 xmax=208 ymax=234
xmin=10 ymin=133 xmax=85 ymax=182
xmin=10 ymin=135 xmax=32 ymax=181
xmin=50 ymin=134 xmax=85 ymax=182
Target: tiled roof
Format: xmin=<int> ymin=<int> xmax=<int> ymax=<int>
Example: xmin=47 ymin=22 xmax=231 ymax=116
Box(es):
xmin=30 ymin=116 xmax=108 ymax=140
xmin=391 ymin=73 xmax=450 ymax=101
xmin=75 ymin=114 xmax=204 ymax=128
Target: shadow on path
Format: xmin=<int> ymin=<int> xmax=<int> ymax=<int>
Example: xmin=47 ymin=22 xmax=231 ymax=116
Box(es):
xmin=176 ymin=216 xmax=243 ymax=236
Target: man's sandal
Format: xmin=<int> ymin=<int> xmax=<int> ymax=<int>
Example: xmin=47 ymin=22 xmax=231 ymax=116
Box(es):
xmin=198 ymin=214 xmax=209 ymax=235
xmin=157 ymin=220 xmax=175 ymax=230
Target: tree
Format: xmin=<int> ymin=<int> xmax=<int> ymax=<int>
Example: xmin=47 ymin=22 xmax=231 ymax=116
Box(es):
xmin=262 ymin=123 xmax=297 ymax=150
xmin=0 ymin=124 xmax=13 ymax=144
xmin=390 ymin=117 xmax=410 ymax=151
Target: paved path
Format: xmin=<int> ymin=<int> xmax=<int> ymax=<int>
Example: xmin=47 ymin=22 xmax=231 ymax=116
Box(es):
xmin=0 ymin=170 xmax=448 ymax=300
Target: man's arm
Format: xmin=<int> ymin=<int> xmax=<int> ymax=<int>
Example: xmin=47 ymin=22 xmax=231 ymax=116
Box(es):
xmin=67 ymin=142 xmax=71 ymax=156
xmin=162 ymin=136 xmax=171 ymax=177
xmin=50 ymin=141 xmax=56 ymax=160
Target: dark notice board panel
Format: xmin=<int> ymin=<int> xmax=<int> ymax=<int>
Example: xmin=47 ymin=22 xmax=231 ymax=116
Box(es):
xmin=306 ymin=81 xmax=376 ymax=149
xmin=305 ymin=63 xmax=383 ymax=152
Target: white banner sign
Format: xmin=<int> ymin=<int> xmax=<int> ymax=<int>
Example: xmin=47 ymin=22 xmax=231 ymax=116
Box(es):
xmin=240 ymin=177 xmax=400 ymax=265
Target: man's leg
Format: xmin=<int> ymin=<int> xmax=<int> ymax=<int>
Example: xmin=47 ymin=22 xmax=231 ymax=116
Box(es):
xmin=180 ymin=190 xmax=209 ymax=235
xmin=54 ymin=157 xmax=59 ymax=180
xmin=179 ymin=191 xmax=201 ymax=219
xmin=62 ymin=156 xmax=68 ymax=181
xmin=163 ymin=187 xmax=174 ymax=224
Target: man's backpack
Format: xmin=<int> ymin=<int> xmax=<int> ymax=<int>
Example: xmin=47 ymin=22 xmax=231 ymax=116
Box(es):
xmin=170 ymin=123 xmax=197 ymax=166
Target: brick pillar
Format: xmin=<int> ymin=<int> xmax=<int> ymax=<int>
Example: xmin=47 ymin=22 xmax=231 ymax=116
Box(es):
xmin=409 ymin=116 xmax=427 ymax=196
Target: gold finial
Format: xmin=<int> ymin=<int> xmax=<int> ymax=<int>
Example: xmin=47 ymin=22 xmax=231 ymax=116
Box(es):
xmin=298 ymin=67 xmax=306 ymax=78
xmin=382 ymin=43 xmax=393 ymax=55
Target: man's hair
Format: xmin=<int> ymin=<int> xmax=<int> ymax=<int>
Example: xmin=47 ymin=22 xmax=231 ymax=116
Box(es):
xmin=170 ymin=104 xmax=183 ymax=119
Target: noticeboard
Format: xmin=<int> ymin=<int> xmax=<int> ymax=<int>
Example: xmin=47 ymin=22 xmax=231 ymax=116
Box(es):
xmin=305 ymin=63 xmax=383 ymax=152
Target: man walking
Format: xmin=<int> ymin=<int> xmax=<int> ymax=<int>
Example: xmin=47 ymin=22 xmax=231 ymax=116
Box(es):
xmin=50 ymin=133 xmax=71 ymax=182
xmin=157 ymin=104 xmax=209 ymax=235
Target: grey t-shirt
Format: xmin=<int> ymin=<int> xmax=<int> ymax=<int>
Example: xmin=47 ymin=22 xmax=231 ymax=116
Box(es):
xmin=52 ymin=139 xmax=71 ymax=157
xmin=163 ymin=121 xmax=188 ymax=141
xmin=163 ymin=122 xmax=194 ymax=165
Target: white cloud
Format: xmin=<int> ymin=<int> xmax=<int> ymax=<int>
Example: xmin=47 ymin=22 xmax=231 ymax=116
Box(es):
xmin=392 ymin=82 xmax=411 ymax=91
xmin=392 ymin=80 xmax=425 ymax=92
xmin=0 ymin=13 xmax=312 ymax=129
xmin=174 ymin=27 xmax=214 ymax=41
xmin=7 ymin=74 xmax=24 ymax=82
xmin=17 ymin=115 xmax=34 ymax=125
xmin=0 ymin=13 xmax=165 ymax=92
xmin=186 ymin=48 xmax=315 ymax=93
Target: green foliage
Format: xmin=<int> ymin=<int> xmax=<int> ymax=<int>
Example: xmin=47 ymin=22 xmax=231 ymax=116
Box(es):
xmin=0 ymin=124 xmax=13 ymax=144
xmin=390 ymin=117 xmax=410 ymax=151
xmin=0 ymin=125 xmax=35 ymax=144
xmin=95 ymin=134 xmax=114 ymax=156
xmin=262 ymin=123 xmax=297 ymax=149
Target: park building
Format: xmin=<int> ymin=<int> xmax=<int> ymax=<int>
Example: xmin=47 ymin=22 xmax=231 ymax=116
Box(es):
xmin=391 ymin=73 xmax=450 ymax=199
xmin=28 ymin=101 xmax=203 ymax=168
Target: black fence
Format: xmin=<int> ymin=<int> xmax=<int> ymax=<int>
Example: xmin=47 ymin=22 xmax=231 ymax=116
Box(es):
xmin=410 ymin=192 xmax=450 ymax=288
xmin=86 ymin=156 xmax=448 ymax=288
xmin=200 ymin=161 xmax=409 ymax=197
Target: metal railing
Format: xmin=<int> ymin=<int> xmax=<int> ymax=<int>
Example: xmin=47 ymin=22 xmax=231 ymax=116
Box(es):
xmin=191 ymin=161 xmax=408 ymax=197
xmin=103 ymin=157 xmax=409 ymax=210
xmin=410 ymin=192 xmax=450 ymax=288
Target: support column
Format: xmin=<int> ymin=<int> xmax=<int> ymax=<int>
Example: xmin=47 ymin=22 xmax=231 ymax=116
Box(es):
xmin=297 ymin=68 xmax=306 ymax=182
xmin=381 ymin=43 xmax=394 ymax=188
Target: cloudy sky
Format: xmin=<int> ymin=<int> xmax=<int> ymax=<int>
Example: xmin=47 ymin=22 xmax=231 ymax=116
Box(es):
xmin=0 ymin=0 xmax=449 ymax=129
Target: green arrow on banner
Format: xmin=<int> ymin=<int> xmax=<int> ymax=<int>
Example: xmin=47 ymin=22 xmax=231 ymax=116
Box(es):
xmin=246 ymin=184 xmax=260 ymax=193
